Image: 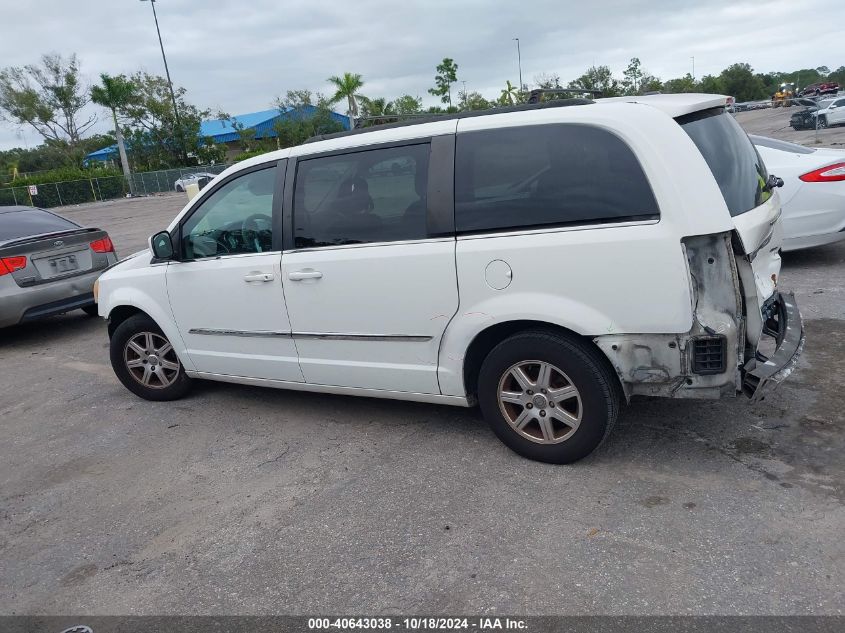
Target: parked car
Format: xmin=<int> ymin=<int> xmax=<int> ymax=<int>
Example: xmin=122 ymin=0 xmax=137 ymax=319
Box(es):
xmin=173 ymin=172 xmax=217 ymax=192
xmin=813 ymin=96 xmax=845 ymax=129
xmin=752 ymin=135 xmax=845 ymax=251
xmin=798 ymin=82 xmax=841 ymax=98
xmin=790 ymin=98 xmax=823 ymax=130
xmin=0 ymin=206 xmax=118 ymax=328
xmin=97 ymin=94 xmax=803 ymax=464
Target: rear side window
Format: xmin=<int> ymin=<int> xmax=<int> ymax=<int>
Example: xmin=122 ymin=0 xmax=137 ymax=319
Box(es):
xmin=454 ymin=124 xmax=659 ymax=234
xmin=293 ymin=143 xmax=430 ymax=248
xmin=0 ymin=208 xmax=79 ymax=242
xmin=679 ymin=109 xmax=771 ymax=216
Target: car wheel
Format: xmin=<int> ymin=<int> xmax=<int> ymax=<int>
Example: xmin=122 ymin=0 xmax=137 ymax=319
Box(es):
xmin=818 ymin=116 xmax=828 ymax=129
xmin=110 ymin=314 xmax=192 ymax=401
xmin=175 ymin=185 xmax=184 ymax=192
xmin=477 ymin=330 xmax=621 ymax=464
xmin=81 ymin=304 xmax=99 ymax=317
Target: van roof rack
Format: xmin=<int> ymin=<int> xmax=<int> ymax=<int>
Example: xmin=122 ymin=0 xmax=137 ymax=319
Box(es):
xmin=304 ymin=97 xmax=595 ymax=144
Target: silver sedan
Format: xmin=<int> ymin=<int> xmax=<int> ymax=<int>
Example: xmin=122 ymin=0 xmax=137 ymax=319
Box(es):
xmin=0 ymin=206 xmax=118 ymax=328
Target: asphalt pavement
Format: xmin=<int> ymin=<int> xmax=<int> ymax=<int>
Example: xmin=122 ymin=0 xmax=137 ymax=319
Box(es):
xmin=1 ymin=185 xmax=843 ymax=615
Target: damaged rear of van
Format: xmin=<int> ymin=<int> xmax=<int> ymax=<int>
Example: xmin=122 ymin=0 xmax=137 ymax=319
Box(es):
xmin=593 ymin=94 xmax=804 ymax=404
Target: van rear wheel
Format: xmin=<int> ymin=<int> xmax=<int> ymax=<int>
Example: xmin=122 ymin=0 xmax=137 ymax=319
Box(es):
xmin=478 ymin=330 xmax=620 ymax=464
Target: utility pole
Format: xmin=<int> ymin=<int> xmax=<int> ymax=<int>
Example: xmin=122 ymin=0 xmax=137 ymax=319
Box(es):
xmin=691 ymin=56 xmax=695 ymax=82
xmin=513 ymin=38 xmax=523 ymax=92
xmin=141 ymin=0 xmax=188 ymax=163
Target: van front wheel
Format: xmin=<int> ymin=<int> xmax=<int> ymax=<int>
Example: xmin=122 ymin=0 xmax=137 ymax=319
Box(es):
xmin=477 ymin=331 xmax=620 ymax=464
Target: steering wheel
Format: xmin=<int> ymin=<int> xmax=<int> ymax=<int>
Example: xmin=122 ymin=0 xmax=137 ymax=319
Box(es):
xmin=241 ymin=213 xmax=272 ymax=234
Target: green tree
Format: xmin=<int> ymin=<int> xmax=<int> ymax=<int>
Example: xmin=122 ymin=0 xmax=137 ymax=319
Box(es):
xmin=662 ymin=73 xmax=697 ymax=94
xmin=91 ymin=73 xmax=136 ymax=194
xmin=568 ymin=65 xmax=621 ymax=97
xmin=429 ymin=58 xmax=459 ymax=106
xmin=0 ymin=53 xmax=96 ymax=159
xmin=622 ymin=58 xmax=644 ymax=95
xmin=327 ymin=72 xmax=365 ymax=126
xmin=718 ymin=63 xmax=767 ymax=101
xmin=462 ymin=91 xmax=492 ymax=111
xmin=273 ymin=90 xmax=344 ymax=148
xmin=639 ymin=74 xmax=663 ymax=93
xmin=121 ymin=71 xmax=206 ymax=169
xmin=359 ymin=96 xmax=396 ymax=126
xmin=393 ymin=94 xmax=423 ymax=115
xmin=533 ymin=73 xmax=562 ymax=90
xmin=697 ymin=74 xmax=725 ymax=94
xmin=828 ymin=66 xmax=845 ymax=86
xmin=499 ymin=80 xmax=519 ymax=105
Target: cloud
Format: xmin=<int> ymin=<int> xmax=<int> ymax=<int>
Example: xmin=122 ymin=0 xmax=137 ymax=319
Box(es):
xmin=1 ymin=0 xmax=842 ymax=150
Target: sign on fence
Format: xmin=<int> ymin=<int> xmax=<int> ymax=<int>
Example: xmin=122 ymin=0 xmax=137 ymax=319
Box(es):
xmin=28 ymin=185 xmax=38 ymax=196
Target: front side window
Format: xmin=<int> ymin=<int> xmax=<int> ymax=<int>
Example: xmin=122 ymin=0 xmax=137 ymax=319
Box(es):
xmin=454 ymin=124 xmax=659 ymax=234
xmin=293 ymin=143 xmax=430 ymax=248
xmin=181 ymin=165 xmax=276 ymax=259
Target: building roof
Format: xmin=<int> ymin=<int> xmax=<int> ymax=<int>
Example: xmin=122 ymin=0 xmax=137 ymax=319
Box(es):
xmin=200 ymin=108 xmax=283 ymax=143
xmin=84 ymin=107 xmax=350 ymax=162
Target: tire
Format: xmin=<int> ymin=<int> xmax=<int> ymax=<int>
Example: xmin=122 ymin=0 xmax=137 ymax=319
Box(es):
xmin=818 ymin=116 xmax=828 ymax=129
xmin=110 ymin=313 xmax=192 ymax=401
xmin=175 ymin=185 xmax=184 ymax=193
xmin=81 ymin=304 xmax=99 ymax=317
xmin=477 ymin=330 xmax=621 ymax=464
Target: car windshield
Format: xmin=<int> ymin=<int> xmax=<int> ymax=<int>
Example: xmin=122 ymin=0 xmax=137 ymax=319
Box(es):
xmin=0 ymin=208 xmax=80 ymax=242
xmin=750 ymin=135 xmax=816 ymax=155
xmin=818 ymin=99 xmax=835 ymax=108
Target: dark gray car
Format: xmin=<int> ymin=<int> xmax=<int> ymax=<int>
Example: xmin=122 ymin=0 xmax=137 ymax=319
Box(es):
xmin=0 ymin=206 xmax=118 ymax=328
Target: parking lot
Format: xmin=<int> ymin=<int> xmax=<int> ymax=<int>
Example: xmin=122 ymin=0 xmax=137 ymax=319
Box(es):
xmin=1 ymin=190 xmax=843 ymax=615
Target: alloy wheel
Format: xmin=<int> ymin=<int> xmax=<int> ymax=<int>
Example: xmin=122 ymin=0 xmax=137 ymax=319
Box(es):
xmin=123 ymin=331 xmax=180 ymax=389
xmin=497 ymin=360 xmax=582 ymax=444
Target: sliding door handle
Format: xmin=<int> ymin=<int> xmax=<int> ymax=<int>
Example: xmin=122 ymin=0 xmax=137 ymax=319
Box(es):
xmin=243 ymin=272 xmax=274 ymax=283
xmin=288 ymin=270 xmax=323 ymax=281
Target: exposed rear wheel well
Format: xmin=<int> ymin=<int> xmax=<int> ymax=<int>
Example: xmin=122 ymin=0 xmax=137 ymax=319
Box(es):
xmin=462 ymin=320 xmax=620 ymax=399
xmin=107 ymin=305 xmax=147 ymax=338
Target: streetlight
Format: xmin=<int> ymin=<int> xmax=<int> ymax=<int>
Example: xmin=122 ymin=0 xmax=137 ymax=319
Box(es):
xmin=513 ymin=38 xmax=523 ymax=93
xmin=691 ymin=56 xmax=695 ymax=82
xmin=140 ymin=0 xmax=187 ymax=162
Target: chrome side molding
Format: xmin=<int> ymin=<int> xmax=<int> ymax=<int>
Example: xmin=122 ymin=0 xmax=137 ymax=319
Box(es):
xmin=188 ymin=329 xmax=432 ymax=342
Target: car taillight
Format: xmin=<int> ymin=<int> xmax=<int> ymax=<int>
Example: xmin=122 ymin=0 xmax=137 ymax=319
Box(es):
xmin=799 ymin=162 xmax=845 ymax=182
xmin=0 ymin=256 xmax=27 ymax=276
xmin=90 ymin=236 xmax=115 ymax=253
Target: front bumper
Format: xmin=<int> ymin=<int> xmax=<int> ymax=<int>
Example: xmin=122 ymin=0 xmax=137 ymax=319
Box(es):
xmin=742 ymin=292 xmax=805 ymax=402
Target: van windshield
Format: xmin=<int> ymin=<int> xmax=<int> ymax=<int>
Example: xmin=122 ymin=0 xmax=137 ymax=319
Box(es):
xmin=677 ymin=109 xmax=771 ymax=217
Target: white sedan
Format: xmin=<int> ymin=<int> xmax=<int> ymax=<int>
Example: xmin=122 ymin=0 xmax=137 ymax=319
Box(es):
xmin=752 ymin=135 xmax=845 ymax=251
xmin=173 ymin=172 xmax=217 ymax=193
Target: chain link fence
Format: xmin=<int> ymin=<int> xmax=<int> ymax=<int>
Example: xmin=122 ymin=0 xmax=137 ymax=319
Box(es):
xmin=0 ymin=164 xmax=230 ymax=209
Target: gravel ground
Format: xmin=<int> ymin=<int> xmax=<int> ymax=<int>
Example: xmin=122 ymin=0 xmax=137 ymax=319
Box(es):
xmin=1 ymin=176 xmax=843 ymax=616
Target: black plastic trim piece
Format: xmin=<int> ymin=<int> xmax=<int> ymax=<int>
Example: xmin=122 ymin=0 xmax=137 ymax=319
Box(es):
xmin=427 ymin=134 xmax=456 ymax=237
xmin=20 ymin=292 xmax=95 ymax=323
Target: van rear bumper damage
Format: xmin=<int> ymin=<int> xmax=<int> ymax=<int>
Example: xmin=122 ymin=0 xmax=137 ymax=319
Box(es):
xmin=741 ymin=291 xmax=805 ymax=403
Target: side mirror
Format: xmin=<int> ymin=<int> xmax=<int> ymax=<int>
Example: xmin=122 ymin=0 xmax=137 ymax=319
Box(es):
xmin=150 ymin=230 xmax=175 ymax=260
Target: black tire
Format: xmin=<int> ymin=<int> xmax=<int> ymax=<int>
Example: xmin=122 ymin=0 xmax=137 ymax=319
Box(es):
xmin=110 ymin=313 xmax=192 ymax=401
xmin=817 ymin=116 xmax=828 ymax=129
xmin=477 ymin=330 xmax=621 ymax=464
xmin=81 ymin=304 xmax=99 ymax=317
xmin=175 ymin=185 xmax=184 ymax=192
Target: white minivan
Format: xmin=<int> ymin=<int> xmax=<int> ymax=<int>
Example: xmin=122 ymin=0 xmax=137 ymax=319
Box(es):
xmin=96 ymin=94 xmax=804 ymax=463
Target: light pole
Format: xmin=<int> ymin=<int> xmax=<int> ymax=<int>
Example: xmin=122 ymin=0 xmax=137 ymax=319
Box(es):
xmin=140 ymin=0 xmax=187 ymax=162
xmin=513 ymin=38 xmax=523 ymax=92
xmin=691 ymin=56 xmax=695 ymax=82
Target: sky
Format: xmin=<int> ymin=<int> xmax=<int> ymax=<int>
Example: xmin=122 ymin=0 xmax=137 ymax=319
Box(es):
xmin=0 ymin=0 xmax=842 ymax=151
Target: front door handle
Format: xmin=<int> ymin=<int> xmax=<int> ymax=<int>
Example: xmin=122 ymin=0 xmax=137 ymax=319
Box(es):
xmin=243 ymin=272 xmax=274 ymax=283
xmin=288 ymin=270 xmax=323 ymax=281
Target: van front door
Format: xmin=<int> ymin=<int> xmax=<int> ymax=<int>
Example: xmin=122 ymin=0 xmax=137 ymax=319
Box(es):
xmin=167 ymin=162 xmax=304 ymax=382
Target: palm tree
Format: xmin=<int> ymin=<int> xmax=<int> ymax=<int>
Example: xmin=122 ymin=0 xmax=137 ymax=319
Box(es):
xmin=91 ymin=73 xmax=136 ymax=195
xmin=359 ymin=96 xmax=395 ymax=126
xmin=327 ymin=72 xmax=365 ymax=127
xmin=500 ymin=80 xmax=518 ymax=106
